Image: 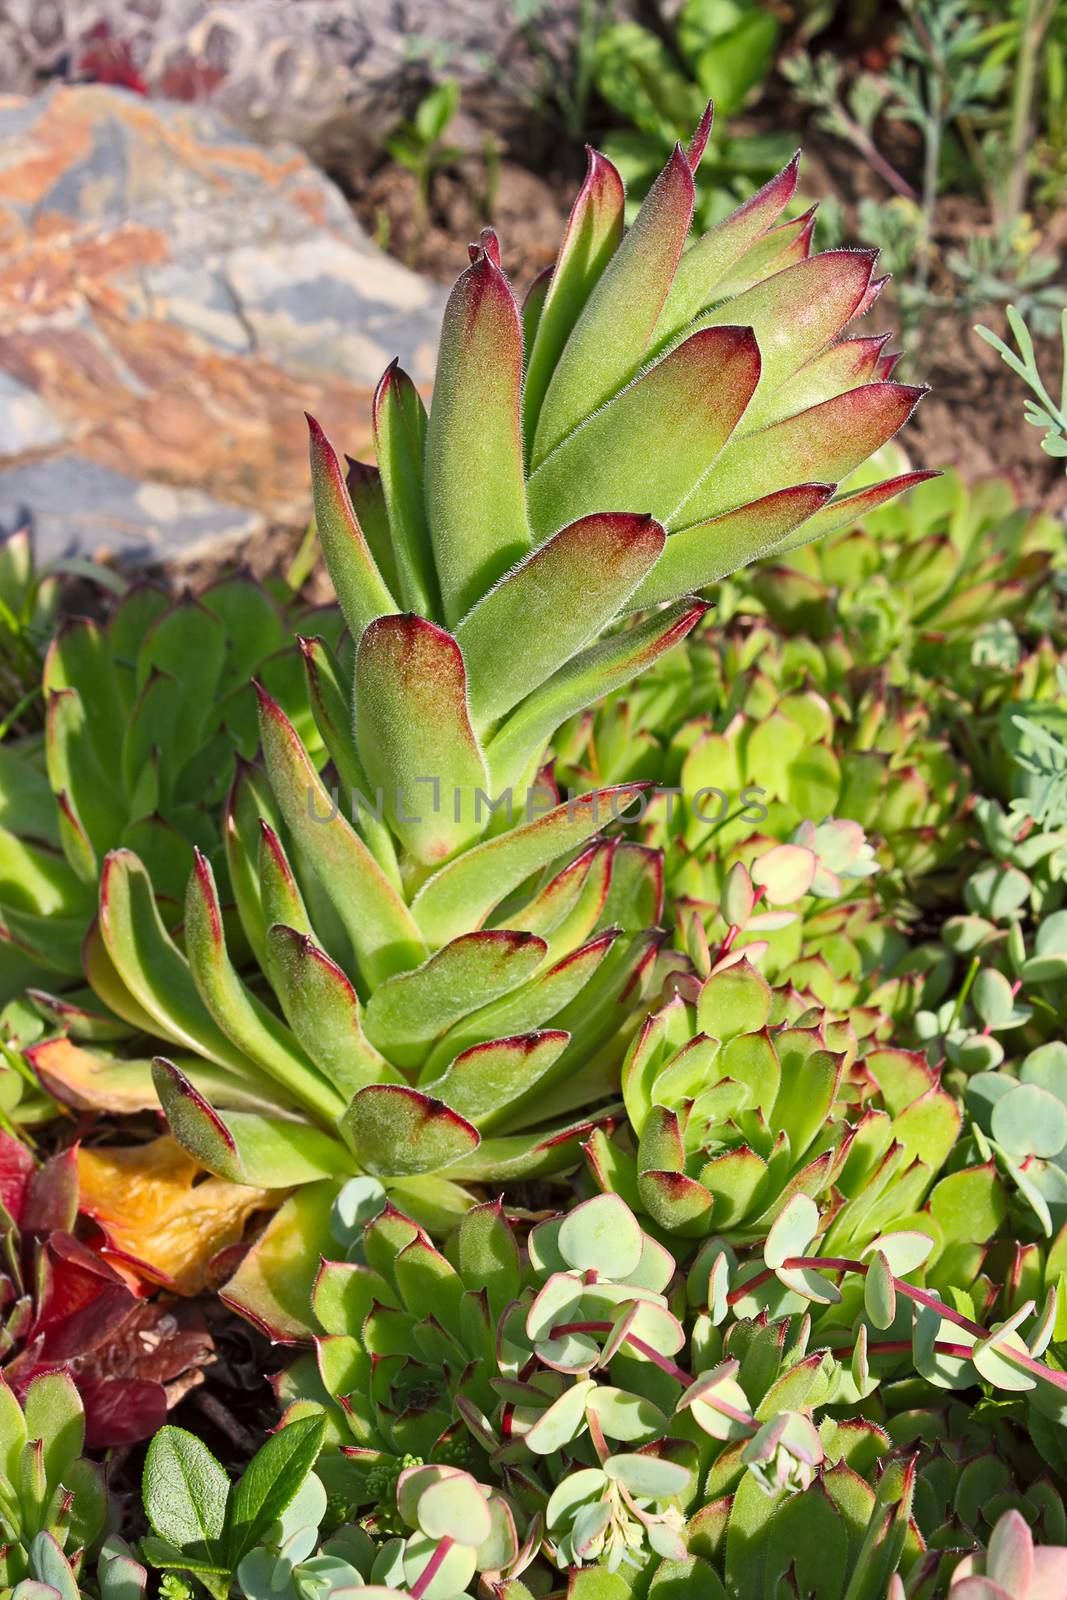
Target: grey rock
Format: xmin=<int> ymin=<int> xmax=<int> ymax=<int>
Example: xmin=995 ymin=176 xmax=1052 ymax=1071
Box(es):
xmin=0 ymin=373 xmax=69 ymax=459
xmin=224 ymin=235 xmax=442 ymax=382
xmin=0 ymin=86 xmax=448 ymax=564
xmin=0 ymin=456 xmax=264 ymax=563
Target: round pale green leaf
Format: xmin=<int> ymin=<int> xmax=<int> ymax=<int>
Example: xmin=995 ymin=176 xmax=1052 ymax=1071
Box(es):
xmin=626 ymin=1233 xmax=676 ymax=1295
xmin=558 ymin=1194 xmax=643 ymax=1279
xmin=569 ymin=1500 xmax=612 ymax=1559
xmin=776 ymin=1264 xmax=842 ymax=1305
xmin=991 ymin=1083 xmax=1067 ymax=1160
xmin=943 ymin=915 xmax=995 ymax=954
xmin=601 ymin=1297 xmax=684 ymax=1365
xmin=527 ymin=1216 xmax=567 ymax=1278
xmin=1036 ymin=909 xmax=1067 ymax=958
xmin=956 ymin=1033 xmax=1005 ymax=1074
xmin=416 ymin=1474 xmax=492 ymax=1547
xmin=764 ymin=1194 xmax=818 ymax=1270
xmin=972 ymin=969 xmax=1015 ymax=1030
xmin=402 ymin=1531 xmax=476 ymax=1600
xmin=861 ymin=1230 xmax=934 ymax=1276
xmin=545 ymin=1468 xmax=607 ymax=1532
xmin=913 ymin=1304 xmax=971 ymax=1390
xmin=971 ymin=1329 xmax=1036 ymax=1394
xmin=525 ymin=1271 xmax=583 ymax=1344
xmin=586 ymin=1387 xmax=669 ymax=1442
xmin=1021 ymin=1041 xmax=1067 ymax=1101
xmin=603 ymin=1453 xmax=690 ymax=1500
xmin=522 ymin=1379 xmax=595 ymax=1455
xmin=682 ymin=1366 xmax=752 ymax=1444
xmin=475 ymin=1495 xmax=518 ymax=1572
xmin=397 ymin=1465 xmax=456 ymax=1529
xmin=966 ymin=1072 xmax=1015 ymax=1134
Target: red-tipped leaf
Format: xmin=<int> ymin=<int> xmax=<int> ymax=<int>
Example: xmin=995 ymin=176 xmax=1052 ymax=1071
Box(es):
xmin=306 ymin=415 xmax=396 ymax=640
xmin=533 ymin=143 xmax=695 ymax=464
xmin=425 ymin=248 xmax=531 ymax=625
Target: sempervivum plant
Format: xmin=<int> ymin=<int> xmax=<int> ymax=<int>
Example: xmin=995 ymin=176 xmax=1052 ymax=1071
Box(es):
xmin=0 ymin=571 xmax=340 ymax=1014
xmin=554 ymin=606 xmax=972 ymax=908
xmin=0 ymin=1371 xmax=109 ymax=1590
xmin=587 ymin=938 xmax=961 ymax=1246
xmin=41 ymin=117 xmax=928 ymax=1215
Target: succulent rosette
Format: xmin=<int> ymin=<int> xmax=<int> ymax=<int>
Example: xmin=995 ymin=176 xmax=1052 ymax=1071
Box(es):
xmin=22 ymin=113 xmax=926 ymax=1221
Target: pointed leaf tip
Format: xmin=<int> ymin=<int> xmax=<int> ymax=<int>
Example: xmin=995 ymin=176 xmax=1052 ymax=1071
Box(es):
xmin=856 ymin=273 xmax=890 ymax=317
xmin=306 ymin=413 xmax=396 ymax=638
xmin=371 ymin=358 xmax=407 ymax=428
xmin=582 ymin=144 xmax=626 ymax=205
xmin=686 ymin=102 xmax=715 ymax=171
xmin=152 ymin=1057 xmax=238 ymax=1155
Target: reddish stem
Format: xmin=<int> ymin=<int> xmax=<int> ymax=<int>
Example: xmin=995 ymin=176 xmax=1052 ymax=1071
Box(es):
xmin=830 ymin=1339 xmax=975 ymax=1360
xmin=786 ymin=1255 xmax=1067 ymax=1396
xmin=409 ymin=1536 xmax=453 ymax=1600
xmin=712 ymin=886 xmax=766 ymax=967
xmin=549 ymin=1320 xmax=694 ymax=1386
xmin=586 ymin=1404 xmax=610 ymax=1464
xmin=624 ymin=1333 xmax=693 ymax=1386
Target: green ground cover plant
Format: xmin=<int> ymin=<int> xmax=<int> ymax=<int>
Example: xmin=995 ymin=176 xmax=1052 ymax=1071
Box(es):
xmin=0 ymin=59 xmax=1065 ymax=1600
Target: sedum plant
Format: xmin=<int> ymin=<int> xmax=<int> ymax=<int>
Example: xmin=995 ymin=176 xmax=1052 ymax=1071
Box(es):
xmin=226 ymin=1184 xmax=1067 ymax=1599
xmin=50 ymin=118 xmax=929 ymax=1216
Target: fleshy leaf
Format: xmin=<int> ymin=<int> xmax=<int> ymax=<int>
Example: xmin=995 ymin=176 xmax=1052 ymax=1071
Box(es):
xmin=457 ymin=513 xmax=666 ymax=727
xmin=426 ymin=245 xmax=530 ymax=625
xmin=534 ymin=144 xmax=695 ymax=463
xmin=528 ymin=326 xmax=761 ymax=537
xmin=306 ymin=415 xmax=396 ymax=641
xmin=354 ymin=614 xmax=489 ymax=864
xmin=341 ymin=1085 xmax=480 ymax=1177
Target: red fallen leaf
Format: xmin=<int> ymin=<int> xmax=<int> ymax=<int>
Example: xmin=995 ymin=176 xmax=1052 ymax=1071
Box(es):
xmin=0 ymin=1132 xmax=216 ymax=1447
xmin=77 ymin=1377 xmax=168 ymax=1449
xmin=30 ymin=1233 xmax=140 ymax=1358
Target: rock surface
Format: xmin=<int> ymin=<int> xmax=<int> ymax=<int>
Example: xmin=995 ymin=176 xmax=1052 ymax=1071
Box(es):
xmin=0 ymin=85 xmax=446 ymax=562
